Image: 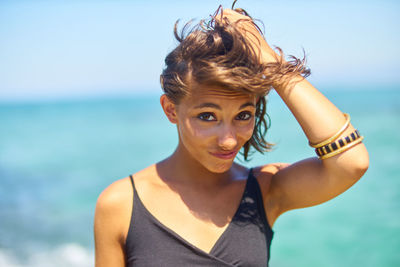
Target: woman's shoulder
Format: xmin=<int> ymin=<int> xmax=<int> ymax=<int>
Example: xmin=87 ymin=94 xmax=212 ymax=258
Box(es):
xmin=96 ymin=165 xmax=158 ymax=209
xmin=95 ymin=165 xmax=158 ymax=241
xmin=251 ymin=162 xmax=290 ymax=191
xmin=95 ymin=176 xmax=134 ymax=241
xmin=253 ymin=162 xmax=289 ymax=177
xmin=96 ymin=177 xmax=133 ymax=211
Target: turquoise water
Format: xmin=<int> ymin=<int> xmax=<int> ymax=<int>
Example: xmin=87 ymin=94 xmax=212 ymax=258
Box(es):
xmin=0 ymin=88 xmax=399 ymax=266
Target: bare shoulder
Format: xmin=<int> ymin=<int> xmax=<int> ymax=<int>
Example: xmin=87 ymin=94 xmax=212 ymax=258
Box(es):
xmin=95 ymin=176 xmax=134 ymax=243
xmin=94 ymin=165 xmax=159 ymax=266
xmin=253 ymin=162 xmax=290 ymax=188
xmin=95 ymin=164 xmax=158 ymax=230
xmin=96 ymin=177 xmax=133 ymax=214
xmin=96 ymin=164 xmax=157 ymax=212
xmin=94 ymin=176 xmax=136 ymax=266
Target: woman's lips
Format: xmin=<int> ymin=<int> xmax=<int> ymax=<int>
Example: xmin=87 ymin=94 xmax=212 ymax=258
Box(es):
xmin=209 ymin=150 xmax=238 ymax=159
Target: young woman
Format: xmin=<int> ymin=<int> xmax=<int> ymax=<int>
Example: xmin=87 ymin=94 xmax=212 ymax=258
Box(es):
xmin=94 ymin=5 xmax=369 ymax=267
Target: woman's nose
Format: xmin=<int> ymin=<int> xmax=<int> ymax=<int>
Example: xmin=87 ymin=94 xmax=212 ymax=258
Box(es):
xmin=218 ymin=125 xmax=238 ymax=150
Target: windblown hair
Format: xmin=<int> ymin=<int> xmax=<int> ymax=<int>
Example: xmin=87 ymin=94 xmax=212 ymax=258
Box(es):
xmin=160 ymin=5 xmax=310 ymax=160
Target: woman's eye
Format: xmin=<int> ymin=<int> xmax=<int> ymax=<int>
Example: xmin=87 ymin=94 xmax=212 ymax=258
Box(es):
xmin=236 ymin=112 xmax=252 ymax=121
xmin=197 ymin=112 xmax=216 ymax=121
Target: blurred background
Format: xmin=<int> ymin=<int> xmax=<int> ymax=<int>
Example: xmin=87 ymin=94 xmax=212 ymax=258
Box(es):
xmin=0 ymin=0 xmax=399 ymax=266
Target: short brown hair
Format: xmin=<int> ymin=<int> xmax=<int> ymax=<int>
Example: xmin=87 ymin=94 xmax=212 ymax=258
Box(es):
xmin=160 ymin=6 xmax=310 ymax=160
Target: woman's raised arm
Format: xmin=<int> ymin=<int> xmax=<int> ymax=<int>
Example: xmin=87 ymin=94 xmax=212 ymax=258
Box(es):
xmin=221 ymin=8 xmax=369 ymax=219
xmin=268 ymin=77 xmax=369 ymax=216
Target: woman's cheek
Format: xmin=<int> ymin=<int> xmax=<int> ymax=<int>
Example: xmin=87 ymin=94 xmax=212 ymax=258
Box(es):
xmin=185 ymin=118 xmax=215 ymax=139
xmin=239 ymin=122 xmax=255 ymax=142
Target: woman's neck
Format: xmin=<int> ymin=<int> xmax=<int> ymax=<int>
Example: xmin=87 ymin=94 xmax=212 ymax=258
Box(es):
xmin=156 ymin=144 xmax=244 ymax=191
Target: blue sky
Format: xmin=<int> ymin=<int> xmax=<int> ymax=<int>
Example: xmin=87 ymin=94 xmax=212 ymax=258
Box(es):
xmin=0 ymin=0 xmax=399 ymax=101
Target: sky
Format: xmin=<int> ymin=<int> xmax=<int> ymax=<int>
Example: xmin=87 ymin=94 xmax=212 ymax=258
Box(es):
xmin=0 ymin=0 xmax=399 ymax=101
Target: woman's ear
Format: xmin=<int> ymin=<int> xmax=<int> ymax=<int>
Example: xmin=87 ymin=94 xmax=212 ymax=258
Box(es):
xmin=160 ymin=94 xmax=178 ymax=124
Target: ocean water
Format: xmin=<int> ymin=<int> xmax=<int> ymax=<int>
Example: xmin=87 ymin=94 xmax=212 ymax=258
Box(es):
xmin=0 ymin=88 xmax=399 ymax=267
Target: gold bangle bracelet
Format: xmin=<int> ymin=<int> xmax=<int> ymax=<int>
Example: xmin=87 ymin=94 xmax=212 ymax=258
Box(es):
xmin=309 ymin=113 xmax=350 ymax=148
xmin=319 ymin=136 xmax=364 ymax=160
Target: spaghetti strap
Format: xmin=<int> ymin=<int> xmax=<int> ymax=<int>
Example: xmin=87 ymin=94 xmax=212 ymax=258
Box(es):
xmin=248 ymin=167 xmax=254 ymax=179
xmin=129 ymin=174 xmax=137 ymax=193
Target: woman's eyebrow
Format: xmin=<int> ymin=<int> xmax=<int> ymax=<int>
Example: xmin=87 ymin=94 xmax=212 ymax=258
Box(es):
xmin=239 ymin=102 xmax=256 ymax=109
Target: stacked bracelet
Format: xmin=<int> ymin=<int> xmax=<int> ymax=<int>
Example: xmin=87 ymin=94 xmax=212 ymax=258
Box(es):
xmin=308 ymin=113 xmax=364 ymax=160
xmin=315 ymin=129 xmax=363 ymax=159
xmin=319 ymin=135 xmax=364 ymax=159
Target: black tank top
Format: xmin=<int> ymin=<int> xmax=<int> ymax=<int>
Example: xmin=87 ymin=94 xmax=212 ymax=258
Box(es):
xmin=125 ymin=169 xmax=274 ymax=266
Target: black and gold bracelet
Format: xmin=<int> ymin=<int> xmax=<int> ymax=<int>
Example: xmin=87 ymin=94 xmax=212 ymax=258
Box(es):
xmin=319 ymin=136 xmax=364 ymax=159
xmin=315 ymin=129 xmax=363 ymax=158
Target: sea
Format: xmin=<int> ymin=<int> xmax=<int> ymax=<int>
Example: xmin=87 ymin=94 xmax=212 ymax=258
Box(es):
xmin=0 ymin=87 xmax=399 ymax=267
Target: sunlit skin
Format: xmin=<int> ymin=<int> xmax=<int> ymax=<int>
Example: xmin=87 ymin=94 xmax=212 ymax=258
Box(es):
xmin=172 ymin=89 xmax=256 ymax=174
xmin=156 ymin=87 xmax=258 ymax=190
xmin=94 ymin=8 xmax=369 ymax=267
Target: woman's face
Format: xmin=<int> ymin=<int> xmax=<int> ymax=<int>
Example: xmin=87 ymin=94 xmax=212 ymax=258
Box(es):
xmin=175 ymin=87 xmax=256 ymax=173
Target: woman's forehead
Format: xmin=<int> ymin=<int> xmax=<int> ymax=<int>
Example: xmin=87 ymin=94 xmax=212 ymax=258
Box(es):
xmin=189 ymin=86 xmax=256 ymax=100
xmin=179 ymin=89 xmax=256 ymax=110
xmin=189 ymin=91 xmax=255 ymax=104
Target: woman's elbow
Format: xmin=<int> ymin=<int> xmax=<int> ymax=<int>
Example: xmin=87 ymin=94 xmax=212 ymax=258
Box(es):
xmin=323 ymin=143 xmax=369 ymax=180
xmin=348 ymin=145 xmax=370 ymax=179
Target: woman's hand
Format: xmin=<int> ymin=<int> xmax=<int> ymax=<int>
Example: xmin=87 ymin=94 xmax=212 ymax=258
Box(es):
xmin=217 ymin=8 xmax=278 ymax=64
